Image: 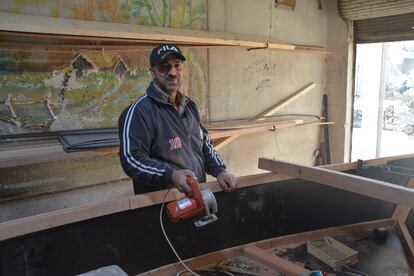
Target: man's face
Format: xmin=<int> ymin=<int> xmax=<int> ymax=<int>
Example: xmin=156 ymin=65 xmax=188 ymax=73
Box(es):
xmin=150 ymin=55 xmax=184 ymax=94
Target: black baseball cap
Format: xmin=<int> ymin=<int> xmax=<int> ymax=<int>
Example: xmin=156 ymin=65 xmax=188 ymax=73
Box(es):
xmin=150 ymin=44 xmax=186 ymax=67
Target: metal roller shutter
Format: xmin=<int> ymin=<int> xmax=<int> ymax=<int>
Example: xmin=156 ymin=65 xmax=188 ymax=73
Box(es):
xmin=354 ymin=12 xmax=414 ymax=43
xmin=338 ymin=0 xmax=414 ymax=21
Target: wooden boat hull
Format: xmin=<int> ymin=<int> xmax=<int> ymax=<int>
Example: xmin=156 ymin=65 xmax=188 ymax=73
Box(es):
xmin=0 ymin=155 xmax=413 ymax=275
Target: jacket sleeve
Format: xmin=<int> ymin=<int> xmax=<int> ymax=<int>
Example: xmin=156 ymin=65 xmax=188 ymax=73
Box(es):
xmin=200 ymin=123 xmax=227 ymax=177
xmin=118 ymin=101 xmax=174 ymax=188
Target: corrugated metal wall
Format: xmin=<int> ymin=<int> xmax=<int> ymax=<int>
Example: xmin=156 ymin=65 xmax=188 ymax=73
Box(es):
xmin=338 ymin=0 xmax=414 ymax=21
xmin=354 ymin=12 xmax=414 ymax=43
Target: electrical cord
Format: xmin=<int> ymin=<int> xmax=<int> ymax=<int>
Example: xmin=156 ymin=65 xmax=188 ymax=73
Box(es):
xmin=160 ymin=188 xmax=200 ymax=276
xmin=176 ymin=269 xmax=234 ymax=276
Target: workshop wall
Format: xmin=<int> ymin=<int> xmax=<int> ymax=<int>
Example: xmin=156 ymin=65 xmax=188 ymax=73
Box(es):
xmin=207 ymin=0 xmax=339 ymax=178
xmin=0 ymin=0 xmax=351 ymax=221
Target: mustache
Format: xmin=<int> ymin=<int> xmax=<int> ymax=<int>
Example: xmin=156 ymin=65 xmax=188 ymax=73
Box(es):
xmin=166 ymin=75 xmax=178 ymax=80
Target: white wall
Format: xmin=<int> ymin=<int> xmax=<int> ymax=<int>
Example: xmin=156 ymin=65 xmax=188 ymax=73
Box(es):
xmin=326 ymin=0 xmax=353 ymax=163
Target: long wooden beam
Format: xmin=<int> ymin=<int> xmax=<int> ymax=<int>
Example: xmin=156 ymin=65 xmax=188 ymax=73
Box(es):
xmin=0 ymin=12 xmax=326 ymax=53
xmin=1 ymin=154 xmax=413 ymax=241
xmin=259 ymin=157 xmax=414 ymax=208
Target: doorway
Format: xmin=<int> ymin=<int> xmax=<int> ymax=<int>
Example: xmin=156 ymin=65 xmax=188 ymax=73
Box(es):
xmin=351 ymin=41 xmax=414 ymax=161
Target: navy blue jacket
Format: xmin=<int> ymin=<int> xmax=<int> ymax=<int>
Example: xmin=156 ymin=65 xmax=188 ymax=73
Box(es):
xmin=118 ymin=82 xmax=226 ymax=194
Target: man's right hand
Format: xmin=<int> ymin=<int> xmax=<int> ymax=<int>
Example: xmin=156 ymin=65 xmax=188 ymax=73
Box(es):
xmin=171 ymin=169 xmax=196 ymax=194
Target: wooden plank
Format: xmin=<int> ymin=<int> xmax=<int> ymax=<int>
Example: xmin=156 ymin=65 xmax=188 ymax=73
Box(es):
xmin=142 ymin=219 xmax=394 ymax=275
xmin=393 ymin=175 xmax=414 ymax=222
xmin=0 ymin=197 xmax=130 ymax=241
xmin=254 ymin=83 xmax=316 ymax=121
xmin=131 ymin=152 xmax=407 ymax=209
xmin=214 ymin=135 xmax=240 ymax=151
xmin=0 ymin=142 xmax=117 ymax=168
xmin=321 ymin=153 xmax=414 ymax=172
xmin=0 ymin=12 xmax=327 ymax=53
xmin=206 ymin=118 xmax=303 ymax=130
xmin=0 ymin=173 xmax=292 ymax=241
xmin=295 ymin=45 xmax=330 ymax=53
xmin=0 ymin=121 xmax=292 ymax=168
xmin=0 ymin=120 xmax=330 ymax=168
xmin=213 ymin=121 xmax=335 ymax=150
xmin=256 ymin=218 xmax=395 ymax=249
xmin=301 ymin=121 xmax=335 ymax=127
xmin=277 ymin=0 xmax=297 ymax=7
xmin=0 ymin=154 xmax=412 ymax=241
xmin=214 ymin=83 xmax=315 ymax=150
xmin=209 ymin=120 xmax=298 ymax=140
xmin=0 ymin=42 xmax=251 ymax=54
xmin=396 ymin=220 xmax=414 ymax=266
xmin=210 ymin=124 xmax=276 ymax=140
xmin=244 ymin=246 xmax=309 ymax=276
xmin=129 ymin=173 xmax=294 ymax=209
xmin=259 ymin=158 xmax=414 ymax=208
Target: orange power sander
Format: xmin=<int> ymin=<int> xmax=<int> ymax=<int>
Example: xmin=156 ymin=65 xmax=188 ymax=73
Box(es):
xmin=167 ymin=176 xmax=218 ymax=227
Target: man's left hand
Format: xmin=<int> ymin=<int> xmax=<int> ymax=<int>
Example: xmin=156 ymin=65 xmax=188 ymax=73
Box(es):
xmin=217 ymin=172 xmax=237 ymax=192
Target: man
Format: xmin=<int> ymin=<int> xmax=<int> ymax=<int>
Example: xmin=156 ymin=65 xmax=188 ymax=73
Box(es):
xmin=118 ymin=44 xmax=237 ymax=194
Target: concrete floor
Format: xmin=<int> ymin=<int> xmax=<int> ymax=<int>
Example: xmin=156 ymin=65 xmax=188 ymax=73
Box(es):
xmin=342 ymin=230 xmax=411 ymax=275
xmin=278 ymin=227 xmax=411 ymax=275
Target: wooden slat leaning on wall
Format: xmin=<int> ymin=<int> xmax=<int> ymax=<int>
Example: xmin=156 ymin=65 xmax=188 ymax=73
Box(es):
xmin=1 ymin=153 xmax=413 ymax=241
xmin=254 ymin=83 xmax=316 ymax=121
xmin=214 ymin=83 xmax=316 ymax=150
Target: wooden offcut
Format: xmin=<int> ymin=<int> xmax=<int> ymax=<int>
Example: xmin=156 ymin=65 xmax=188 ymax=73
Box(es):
xmin=244 ymin=246 xmax=310 ymax=276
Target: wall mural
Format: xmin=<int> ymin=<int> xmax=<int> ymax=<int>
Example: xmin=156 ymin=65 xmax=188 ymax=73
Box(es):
xmin=0 ymin=0 xmax=208 ymax=135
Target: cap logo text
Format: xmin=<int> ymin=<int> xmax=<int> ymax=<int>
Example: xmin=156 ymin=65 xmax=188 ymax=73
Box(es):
xmin=158 ymin=45 xmax=178 ymax=54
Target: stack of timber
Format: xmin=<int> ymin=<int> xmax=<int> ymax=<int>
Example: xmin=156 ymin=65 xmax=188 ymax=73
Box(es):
xmin=1 ymin=153 xmax=414 ymax=275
